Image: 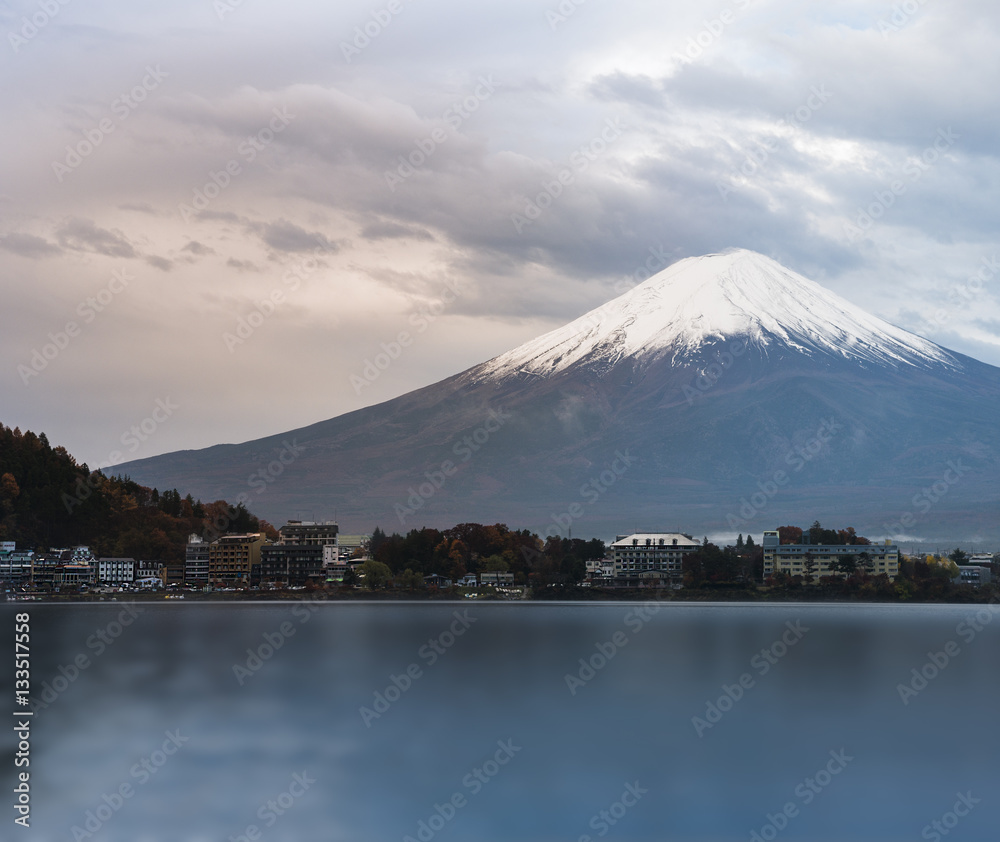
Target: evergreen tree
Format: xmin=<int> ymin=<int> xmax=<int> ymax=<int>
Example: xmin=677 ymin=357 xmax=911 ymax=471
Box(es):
xmin=803 ymin=552 xmax=818 ymax=584
xmin=369 ymin=526 xmax=387 ymax=555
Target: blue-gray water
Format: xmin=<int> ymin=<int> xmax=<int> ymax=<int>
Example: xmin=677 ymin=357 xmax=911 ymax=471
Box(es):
xmin=3 ymin=601 xmax=998 ymax=841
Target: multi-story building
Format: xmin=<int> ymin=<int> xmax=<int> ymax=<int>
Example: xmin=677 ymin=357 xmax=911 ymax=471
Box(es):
xmin=135 ymin=560 xmax=164 ymax=586
xmin=185 ymin=535 xmax=210 ymax=585
xmin=586 ymin=558 xmax=616 ymax=579
xmin=97 ymin=557 xmax=135 ymax=585
xmin=260 ymin=543 xmax=325 ymax=585
xmin=762 ymin=531 xmax=900 ymax=581
xmin=55 ymin=562 xmax=95 ymax=588
xmin=956 ymin=565 xmax=992 ymax=587
xmin=208 ymin=533 xmax=264 ymax=586
xmin=323 ymin=556 xmax=354 ymax=584
xmin=162 ymin=564 xmax=185 ymax=586
xmin=279 ymin=520 xmax=339 ymax=546
xmin=29 ymin=555 xmax=60 ymax=589
xmin=610 ymin=533 xmax=700 ymax=583
xmin=0 ymin=548 xmax=32 ymax=588
xmin=274 ymin=520 xmax=340 ymax=583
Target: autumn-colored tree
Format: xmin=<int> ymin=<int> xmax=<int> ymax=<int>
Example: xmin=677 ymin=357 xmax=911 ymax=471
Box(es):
xmin=1 ymin=472 xmax=20 ymax=510
xmin=448 ymin=539 xmax=469 ymax=572
xmin=836 ymin=527 xmax=855 ymax=544
xmin=777 ymin=525 xmax=803 ymax=544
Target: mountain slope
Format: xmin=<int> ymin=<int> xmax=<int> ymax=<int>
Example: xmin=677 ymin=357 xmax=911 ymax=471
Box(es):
xmin=116 ymin=250 xmax=1000 ymax=541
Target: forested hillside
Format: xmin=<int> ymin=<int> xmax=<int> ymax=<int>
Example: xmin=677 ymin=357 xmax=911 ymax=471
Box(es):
xmin=0 ymin=424 xmax=275 ymax=560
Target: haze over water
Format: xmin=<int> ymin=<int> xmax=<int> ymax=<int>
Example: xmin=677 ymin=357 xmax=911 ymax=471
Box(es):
xmin=4 ymin=602 xmax=997 ymax=841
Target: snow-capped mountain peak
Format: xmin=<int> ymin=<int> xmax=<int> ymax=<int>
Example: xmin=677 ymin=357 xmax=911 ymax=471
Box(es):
xmin=476 ymin=249 xmax=956 ymax=379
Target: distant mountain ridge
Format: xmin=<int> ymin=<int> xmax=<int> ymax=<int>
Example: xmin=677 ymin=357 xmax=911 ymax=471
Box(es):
xmin=116 ymin=250 xmax=1000 ymax=542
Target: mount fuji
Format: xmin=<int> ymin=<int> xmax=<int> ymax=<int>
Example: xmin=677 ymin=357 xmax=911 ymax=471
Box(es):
xmin=118 ymin=249 xmax=1000 ymax=541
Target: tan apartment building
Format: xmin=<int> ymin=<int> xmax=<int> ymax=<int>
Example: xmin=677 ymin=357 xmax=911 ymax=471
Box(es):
xmin=209 ymin=533 xmax=265 ymax=586
xmin=762 ymin=530 xmax=899 ymax=581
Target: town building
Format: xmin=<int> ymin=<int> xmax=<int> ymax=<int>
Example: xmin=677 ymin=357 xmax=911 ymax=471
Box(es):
xmin=603 ymin=569 xmax=676 ymax=589
xmin=185 ymin=535 xmax=210 ymax=586
xmin=0 ymin=546 xmax=32 ymax=588
xmin=585 ymin=558 xmax=615 ymax=579
xmin=610 ymin=533 xmax=700 ymax=584
xmin=162 ymin=563 xmax=185 ymax=586
xmin=260 ymin=543 xmax=325 ymax=585
xmin=956 ymin=565 xmax=992 ymax=587
xmin=279 ymin=520 xmax=339 ymax=546
xmin=208 ymin=533 xmax=264 ymax=586
xmin=479 ymin=571 xmax=515 ymax=586
xmin=762 ymin=531 xmax=900 ymax=581
xmin=136 ymin=560 xmax=164 ymax=583
xmin=272 ymin=520 xmax=341 ymax=583
xmin=29 ymin=555 xmax=60 ymax=589
xmin=55 ymin=562 xmax=95 ymax=588
xmin=97 ymin=557 xmax=135 ymax=585
xmin=323 ymin=557 xmax=356 ymax=584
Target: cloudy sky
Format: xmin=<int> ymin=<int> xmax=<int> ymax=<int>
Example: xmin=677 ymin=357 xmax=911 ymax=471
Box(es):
xmin=2 ymin=0 xmax=999 ymax=469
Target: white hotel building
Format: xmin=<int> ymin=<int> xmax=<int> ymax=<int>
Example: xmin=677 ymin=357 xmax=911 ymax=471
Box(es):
xmin=610 ymin=533 xmax=701 ymax=582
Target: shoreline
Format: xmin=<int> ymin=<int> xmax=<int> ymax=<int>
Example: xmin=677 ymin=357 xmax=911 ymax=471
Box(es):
xmin=6 ymin=586 xmax=997 ymax=606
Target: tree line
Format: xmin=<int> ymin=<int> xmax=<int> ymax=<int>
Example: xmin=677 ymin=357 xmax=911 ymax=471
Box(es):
xmin=367 ymin=523 xmax=605 ymax=587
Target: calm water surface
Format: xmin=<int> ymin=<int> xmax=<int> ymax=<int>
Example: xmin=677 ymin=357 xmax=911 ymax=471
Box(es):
xmin=3 ymin=601 xmax=997 ymax=841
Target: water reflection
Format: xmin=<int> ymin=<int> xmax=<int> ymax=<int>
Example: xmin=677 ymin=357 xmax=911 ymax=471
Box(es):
xmin=3 ymin=602 xmax=997 ymax=841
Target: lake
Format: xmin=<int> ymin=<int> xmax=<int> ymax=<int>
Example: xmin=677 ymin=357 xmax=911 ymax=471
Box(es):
xmin=4 ymin=601 xmax=997 ymax=841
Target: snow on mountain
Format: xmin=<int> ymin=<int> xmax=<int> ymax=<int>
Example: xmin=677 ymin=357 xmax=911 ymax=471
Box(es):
xmin=475 ymin=249 xmax=958 ymax=380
